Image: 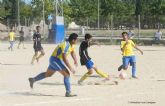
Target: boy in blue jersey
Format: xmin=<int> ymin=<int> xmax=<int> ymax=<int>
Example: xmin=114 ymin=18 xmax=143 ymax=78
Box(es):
xmin=28 ymin=33 xmax=78 ymax=97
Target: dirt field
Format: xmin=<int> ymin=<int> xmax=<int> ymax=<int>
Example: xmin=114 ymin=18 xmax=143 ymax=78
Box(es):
xmin=0 ymin=42 xmax=165 ymax=106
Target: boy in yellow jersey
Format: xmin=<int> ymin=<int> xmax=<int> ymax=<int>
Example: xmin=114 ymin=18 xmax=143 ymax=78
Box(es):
xmin=78 ymin=33 xmax=110 ymax=85
xmin=118 ymin=32 xmax=143 ymax=78
xmin=28 ymin=33 xmax=78 ymax=97
xmin=8 ymin=27 xmax=15 ymax=51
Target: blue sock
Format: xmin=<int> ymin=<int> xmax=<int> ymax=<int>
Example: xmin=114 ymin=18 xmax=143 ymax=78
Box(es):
xmin=132 ymin=63 xmax=136 ymax=77
xmin=34 ymin=72 xmax=46 ymax=82
xmin=64 ymin=77 xmax=71 ymax=93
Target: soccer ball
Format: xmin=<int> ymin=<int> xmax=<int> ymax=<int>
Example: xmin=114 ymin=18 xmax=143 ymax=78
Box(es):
xmin=119 ymin=72 xmax=127 ymax=80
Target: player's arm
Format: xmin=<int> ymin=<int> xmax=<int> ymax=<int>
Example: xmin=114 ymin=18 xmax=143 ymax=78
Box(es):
xmin=134 ymin=45 xmax=143 ymax=55
xmin=71 ymin=50 xmax=78 ymax=67
xmin=62 ymin=53 xmax=75 ymax=74
xmin=131 ymin=40 xmax=143 ymax=55
xmin=129 ymin=40 xmax=143 ymax=55
xmin=90 ymin=41 xmax=100 ymax=46
xmin=33 ymin=34 xmax=36 ymax=41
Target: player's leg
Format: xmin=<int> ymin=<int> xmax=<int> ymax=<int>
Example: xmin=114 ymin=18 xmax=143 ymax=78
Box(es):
xmin=10 ymin=41 xmax=14 ymax=51
xmin=8 ymin=41 xmax=11 ymax=50
xmin=9 ymin=41 xmax=14 ymax=51
xmin=78 ymin=69 xmax=93 ymax=84
xmin=29 ymin=69 xmax=55 ymax=88
xmin=36 ymin=49 xmax=45 ymax=62
xmin=17 ymin=41 xmax=21 ymax=49
xmin=59 ymin=70 xmax=77 ymax=97
xmin=22 ymin=41 xmax=25 ymax=49
xmin=31 ymin=51 xmax=38 ymax=64
xmin=122 ymin=56 xmax=130 ymax=70
xmin=130 ymin=56 xmax=137 ymax=78
xmin=118 ymin=64 xmax=123 ymax=71
xmin=118 ymin=56 xmax=130 ymax=71
xmin=93 ymin=65 xmax=109 ymax=80
xmin=78 ymin=60 xmax=94 ymax=84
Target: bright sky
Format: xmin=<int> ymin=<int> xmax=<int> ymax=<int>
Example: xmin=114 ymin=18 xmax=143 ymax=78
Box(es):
xmin=24 ymin=0 xmax=31 ymax=4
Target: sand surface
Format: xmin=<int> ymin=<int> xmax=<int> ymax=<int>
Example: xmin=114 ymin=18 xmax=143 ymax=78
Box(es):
xmin=0 ymin=42 xmax=165 ymax=106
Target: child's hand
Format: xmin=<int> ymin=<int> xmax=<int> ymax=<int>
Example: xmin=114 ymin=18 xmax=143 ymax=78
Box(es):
xmin=140 ymin=51 xmax=143 ymax=55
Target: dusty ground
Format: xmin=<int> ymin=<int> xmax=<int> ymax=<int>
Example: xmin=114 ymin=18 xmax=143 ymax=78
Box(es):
xmin=0 ymin=42 xmax=165 ymax=106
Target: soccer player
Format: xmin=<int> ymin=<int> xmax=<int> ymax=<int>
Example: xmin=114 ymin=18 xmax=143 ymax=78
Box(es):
xmin=31 ymin=26 xmax=45 ymax=64
xmin=17 ymin=27 xmax=25 ymax=49
xmin=8 ymin=27 xmax=15 ymax=51
xmin=78 ymin=33 xmax=110 ymax=85
xmin=118 ymin=32 xmax=143 ymax=78
xmin=28 ymin=33 xmax=78 ymax=97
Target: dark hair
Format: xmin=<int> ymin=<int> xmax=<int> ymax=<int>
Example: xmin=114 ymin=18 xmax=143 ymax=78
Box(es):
xmin=122 ymin=32 xmax=128 ymax=37
xmin=36 ymin=26 xmax=40 ymax=29
xmin=85 ymin=33 xmax=92 ymax=40
xmin=68 ymin=33 xmax=78 ymax=42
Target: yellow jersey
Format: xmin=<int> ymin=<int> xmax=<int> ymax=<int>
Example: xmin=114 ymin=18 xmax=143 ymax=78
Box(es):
xmin=51 ymin=40 xmax=75 ymax=60
xmin=9 ymin=32 xmax=15 ymax=41
xmin=120 ymin=40 xmax=135 ymax=56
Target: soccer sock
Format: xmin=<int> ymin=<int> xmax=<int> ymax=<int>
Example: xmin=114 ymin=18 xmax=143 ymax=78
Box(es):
xmin=96 ymin=70 xmax=109 ymax=78
xmin=31 ymin=55 xmax=37 ymax=64
xmin=36 ymin=54 xmax=44 ymax=61
xmin=34 ymin=72 xmax=46 ymax=82
xmin=79 ymin=72 xmax=90 ymax=82
xmin=132 ymin=63 xmax=136 ymax=77
xmin=64 ymin=76 xmax=71 ymax=93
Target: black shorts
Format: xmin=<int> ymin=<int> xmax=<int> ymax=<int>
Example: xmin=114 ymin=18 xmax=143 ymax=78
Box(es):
xmin=19 ymin=36 xmax=24 ymax=42
xmin=33 ymin=45 xmax=43 ymax=52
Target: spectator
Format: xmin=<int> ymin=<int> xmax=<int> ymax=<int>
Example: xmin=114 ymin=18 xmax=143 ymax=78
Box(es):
xmin=154 ymin=29 xmax=162 ymax=41
xmin=127 ymin=29 xmax=134 ymax=38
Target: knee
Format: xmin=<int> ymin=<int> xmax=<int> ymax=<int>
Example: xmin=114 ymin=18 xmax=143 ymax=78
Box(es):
xmin=35 ymin=53 xmax=38 ymax=56
xmin=41 ymin=52 xmax=45 ymax=56
xmin=132 ymin=63 xmax=136 ymax=68
xmin=45 ymin=73 xmax=53 ymax=77
xmin=88 ymin=70 xmax=93 ymax=75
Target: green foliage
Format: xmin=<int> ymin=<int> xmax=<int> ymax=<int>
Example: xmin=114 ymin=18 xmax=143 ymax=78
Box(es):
xmin=0 ymin=0 xmax=165 ymax=28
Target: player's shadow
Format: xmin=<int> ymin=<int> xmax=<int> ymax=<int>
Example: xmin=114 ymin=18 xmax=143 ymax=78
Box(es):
xmin=39 ymin=82 xmax=78 ymax=86
xmin=75 ymin=75 xmax=120 ymax=79
xmin=10 ymin=92 xmax=60 ymax=97
xmin=74 ymin=75 xmax=101 ymax=78
xmin=0 ymin=63 xmax=29 ymax=66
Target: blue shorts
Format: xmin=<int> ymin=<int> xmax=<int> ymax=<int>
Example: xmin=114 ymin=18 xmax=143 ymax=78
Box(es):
xmin=86 ymin=60 xmax=94 ymax=69
xmin=122 ymin=56 xmax=136 ymax=68
xmin=48 ymin=56 xmax=67 ymax=71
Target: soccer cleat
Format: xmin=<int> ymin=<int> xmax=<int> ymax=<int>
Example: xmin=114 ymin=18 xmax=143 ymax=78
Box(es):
xmin=132 ymin=76 xmax=138 ymax=79
xmin=28 ymin=78 xmax=35 ymax=88
xmin=65 ymin=92 xmax=77 ymax=97
xmin=118 ymin=65 xmax=123 ymax=71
